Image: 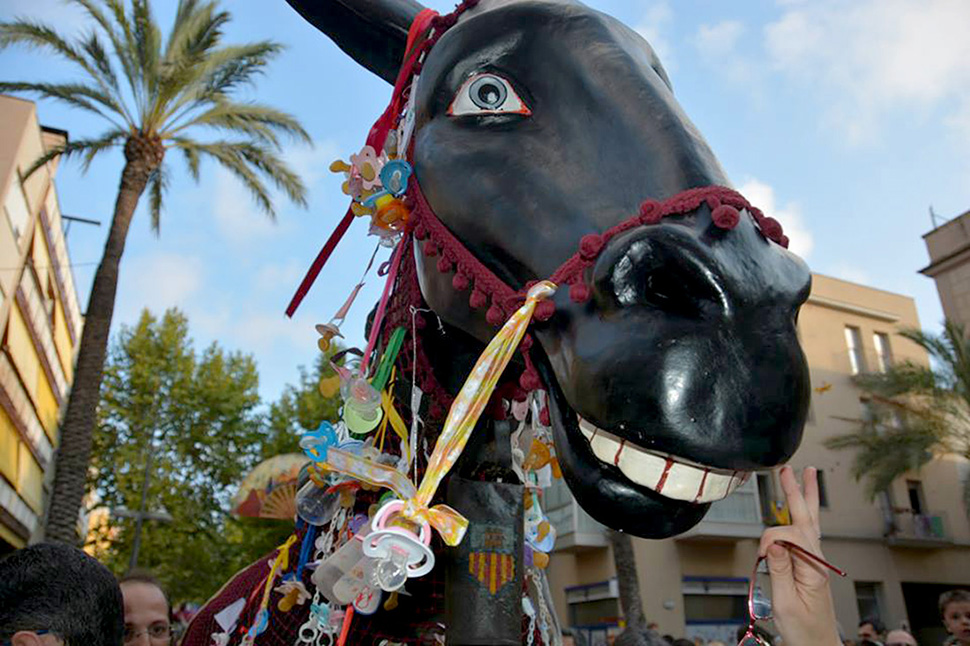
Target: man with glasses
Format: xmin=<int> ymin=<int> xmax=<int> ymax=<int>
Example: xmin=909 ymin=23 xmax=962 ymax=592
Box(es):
xmin=0 ymin=542 xmax=124 ymax=646
xmin=119 ymin=573 xmax=172 ymax=646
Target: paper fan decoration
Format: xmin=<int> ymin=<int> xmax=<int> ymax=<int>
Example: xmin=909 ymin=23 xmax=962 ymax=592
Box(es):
xmin=233 ymin=454 xmax=309 ymax=520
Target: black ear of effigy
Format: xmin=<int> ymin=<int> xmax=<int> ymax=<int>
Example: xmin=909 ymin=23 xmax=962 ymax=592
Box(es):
xmin=285 ymin=0 xmax=425 ymax=83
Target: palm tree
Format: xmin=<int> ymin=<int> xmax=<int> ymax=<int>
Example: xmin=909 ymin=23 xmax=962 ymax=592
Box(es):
xmin=1 ymin=0 xmax=310 ymax=543
xmin=826 ymin=321 xmax=970 ymax=513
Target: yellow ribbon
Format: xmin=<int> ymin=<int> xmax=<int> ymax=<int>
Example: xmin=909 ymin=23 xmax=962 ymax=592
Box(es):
xmin=324 ymin=281 xmax=556 ymax=547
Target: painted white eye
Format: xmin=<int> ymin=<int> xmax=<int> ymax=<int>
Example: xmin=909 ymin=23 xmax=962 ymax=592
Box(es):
xmin=448 ymin=73 xmax=532 ymax=117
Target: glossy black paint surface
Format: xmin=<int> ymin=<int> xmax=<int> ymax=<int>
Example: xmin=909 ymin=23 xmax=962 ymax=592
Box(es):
xmin=288 ymin=0 xmax=812 ymax=539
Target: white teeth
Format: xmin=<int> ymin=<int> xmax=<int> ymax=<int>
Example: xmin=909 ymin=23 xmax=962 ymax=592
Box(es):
xmin=578 ymin=417 xmax=746 ymax=504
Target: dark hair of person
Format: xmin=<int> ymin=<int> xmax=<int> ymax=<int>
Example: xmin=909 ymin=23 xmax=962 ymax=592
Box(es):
xmin=939 ymin=589 xmax=970 ymax=618
xmin=0 ymin=542 xmax=124 ymax=645
xmin=860 ymin=616 xmax=886 ymax=635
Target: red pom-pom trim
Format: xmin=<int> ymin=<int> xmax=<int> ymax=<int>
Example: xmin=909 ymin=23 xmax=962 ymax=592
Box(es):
xmin=780 ymin=235 xmax=790 ymax=249
xmin=639 ymin=199 xmax=663 ymax=224
xmin=711 ymin=205 xmax=741 ymax=230
xmin=706 ymin=196 xmax=721 ymax=211
xmin=520 ymin=334 xmax=534 ymax=351
xmin=539 ymin=406 xmax=551 ymax=426
xmin=486 ymin=304 xmax=505 ymax=326
xmin=429 ymin=403 xmax=445 ymax=419
xmin=452 ymin=273 xmax=470 ymax=291
xmin=512 ymin=386 xmax=528 ymax=402
xmin=414 ymin=224 xmax=428 ymax=240
xmin=469 ymin=290 xmax=488 ymax=309
xmin=423 ymin=239 xmax=438 ymax=257
xmin=579 ymin=234 xmax=605 ymax=261
xmin=569 ymin=282 xmax=591 ymax=303
xmin=534 ymin=300 xmax=555 ymax=322
xmin=520 ymin=369 xmax=542 ymax=391
xmin=437 ymin=256 xmax=453 ymax=273
xmin=761 ymin=217 xmax=783 ymax=241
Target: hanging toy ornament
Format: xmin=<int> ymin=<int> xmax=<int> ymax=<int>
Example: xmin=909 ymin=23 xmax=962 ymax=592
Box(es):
xmin=330 ymin=361 xmax=384 ymax=436
xmin=361 ymin=499 xmax=435 ymax=591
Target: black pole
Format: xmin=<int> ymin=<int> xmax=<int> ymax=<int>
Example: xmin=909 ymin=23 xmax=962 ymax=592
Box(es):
xmin=128 ymin=442 xmax=154 ymax=572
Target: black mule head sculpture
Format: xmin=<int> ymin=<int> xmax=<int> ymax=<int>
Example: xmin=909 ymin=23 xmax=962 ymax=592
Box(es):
xmin=288 ymin=0 xmax=812 ymax=539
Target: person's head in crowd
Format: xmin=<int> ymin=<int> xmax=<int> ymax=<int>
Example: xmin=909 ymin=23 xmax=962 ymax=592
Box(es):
xmin=858 ymin=617 xmax=885 ymax=644
xmin=884 ymin=628 xmax=918 ymax=646
xmin=671 ymin=639 xmax=693 ymax=646
xmin=736 ymin=624 xmax=774 ymax=645
xmin=562 ymin=629 xmax=576 ymax=646
xmin=119 ymin=572 xmax=171 ymax=646
xmin=940 ymin=589 xmax=970 ymax=646
xmin=0 ymin=542 xmax=124 ymax=646
xmin=662 ymin=635 xmax=675 ymax=645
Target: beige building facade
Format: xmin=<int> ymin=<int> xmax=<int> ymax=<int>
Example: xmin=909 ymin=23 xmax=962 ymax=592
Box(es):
xmin=546 ymin=274 xmax=970 ymax=646
xmin=0 ymin=95 xmax=84 ymax=552
xmin=922 ymin=209 xmax=970 ymax=330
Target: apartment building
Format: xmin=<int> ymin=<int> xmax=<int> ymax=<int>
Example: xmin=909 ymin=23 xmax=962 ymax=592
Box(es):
xmin=0 ymin=95 xmax=84 ymax=552
xmin=922 ymin=208 xmax=970 ymax=331
xmin=546 ymin=274 xmax=970 ymax=646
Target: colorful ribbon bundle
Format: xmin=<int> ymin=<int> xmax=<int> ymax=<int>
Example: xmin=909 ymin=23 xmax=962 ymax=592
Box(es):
xmin=322 ymin=281 xmax=556 ymax=546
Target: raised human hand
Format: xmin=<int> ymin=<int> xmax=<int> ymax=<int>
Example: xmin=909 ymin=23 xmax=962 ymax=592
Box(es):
xmin=756 ymin=466 xmax=842 ymax=646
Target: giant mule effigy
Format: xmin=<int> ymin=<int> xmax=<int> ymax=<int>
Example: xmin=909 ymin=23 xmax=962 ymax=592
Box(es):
xmin=183 ymin=1 xmax=812 ymax=644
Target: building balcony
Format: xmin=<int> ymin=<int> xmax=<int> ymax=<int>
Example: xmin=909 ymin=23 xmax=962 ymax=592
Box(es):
xmin=676 ymin=477 xmax=765 ymax=541
xmin=885 ymin=510 xmax=951 ymax=548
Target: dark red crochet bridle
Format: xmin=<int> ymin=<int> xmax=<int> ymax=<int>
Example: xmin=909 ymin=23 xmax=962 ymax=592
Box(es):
xmin=288 ymin=0 xmax=789 ymax=418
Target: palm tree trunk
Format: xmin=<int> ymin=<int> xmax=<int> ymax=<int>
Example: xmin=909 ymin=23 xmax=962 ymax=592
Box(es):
xmin=609 ymin=529 xmax=646 ymax=630
xmin=45 ymin=156 xmax=153 ymax=543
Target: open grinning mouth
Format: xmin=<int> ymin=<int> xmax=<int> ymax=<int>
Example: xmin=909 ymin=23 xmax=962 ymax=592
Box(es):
xmin=578 ymin=416 xmax=750 ymax=504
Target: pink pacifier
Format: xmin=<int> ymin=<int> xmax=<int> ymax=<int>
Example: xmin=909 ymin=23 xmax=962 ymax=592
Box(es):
xmin=361 ymin=500 xmax=434 ymax=591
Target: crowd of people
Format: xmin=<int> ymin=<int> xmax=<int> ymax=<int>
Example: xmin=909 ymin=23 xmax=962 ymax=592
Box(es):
xmin=1 ymin=468 xmax=968 ymax=646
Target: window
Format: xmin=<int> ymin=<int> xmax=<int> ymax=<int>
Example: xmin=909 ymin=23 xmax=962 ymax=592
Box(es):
xmin=845 ymin=326 xmax=865 ymax=375
xmin=855 ymin=581 xmax=884 ymax=624
xmin=3 ymin=180 xmax=31 ymax=243
xmin=873 ymin=333 xmax=893 ymax=372
xmin=906 ymin=480 xmax=925 ymax=515
xmin=817 ymin=469 xmax=829 ymax=508
xmin=566 ymin=579 xmax=619 ymax=628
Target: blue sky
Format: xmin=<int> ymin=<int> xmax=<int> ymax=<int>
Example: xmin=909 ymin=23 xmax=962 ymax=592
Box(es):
xmin=2 ymin=0 xmax=968 ymax=402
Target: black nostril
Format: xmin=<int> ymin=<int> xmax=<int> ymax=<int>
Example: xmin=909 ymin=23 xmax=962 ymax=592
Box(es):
xmin=593 ymin=227 xmax=726 ymax=317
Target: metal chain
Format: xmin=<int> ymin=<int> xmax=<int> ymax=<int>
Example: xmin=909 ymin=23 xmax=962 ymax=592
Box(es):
xmin=296 ymin=507 xmax=349 ymax=646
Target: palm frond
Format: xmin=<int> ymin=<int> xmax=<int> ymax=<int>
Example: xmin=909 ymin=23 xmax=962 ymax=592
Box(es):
xmin=0 ymin=80 xmax=128 ymax=127
xmin=21 ymin=129 xmax=127 ymax=179
xmin=173 ymin=139 xmax=307 ymax=217
xmin=0 ymin=19 xmax=102 ymax=80
xmin=159 ymin=42 xmax=283 ymax=124
xmin=148 ymin=163 xmax=169 ymax=234
xmin=179 ymin=142 xmax=200 ymax=181
xmin=131 ymin=0 xmax=162 ymax=122
xmin=79 ymin=31 xmax=119 ymax=90
xmin=69 ymin=0 xmax=140 ymax=104
xmin=169 ymin=101 xmax=311 ymax=147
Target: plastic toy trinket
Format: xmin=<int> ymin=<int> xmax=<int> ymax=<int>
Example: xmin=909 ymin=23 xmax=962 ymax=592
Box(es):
xmin=316 ymin=323 xmax=343 ymax=352
xmin=331 ymin=361 xmax=384 ymax=436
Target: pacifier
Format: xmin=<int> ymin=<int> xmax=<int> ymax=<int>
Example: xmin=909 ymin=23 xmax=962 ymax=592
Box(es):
xmin=332 ymin=361 xmax=383 ymax=435
xmin=360 ymin=500 xmax=434 ymax=591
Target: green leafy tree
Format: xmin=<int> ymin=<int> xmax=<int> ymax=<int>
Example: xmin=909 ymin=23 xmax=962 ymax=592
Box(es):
xmin=262 ymin=352 xmax=343 ymax=460
xmin=0 ymin=0 xmax=310 ymax=542
xmin=826 ymin=321 xmax=970 ymax=513
xmin=87 ymin=308 xmax=285 ymax=601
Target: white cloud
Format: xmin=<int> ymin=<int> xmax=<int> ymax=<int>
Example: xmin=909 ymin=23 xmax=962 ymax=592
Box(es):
xmin=123 ymin=253 xmax=204 ymax=317
xmin=737 ymin=178 xmax=814 ymax=259
xmin=212 ymin=168 xmax=280 ymax=244
xmin=695 ymin=20 xmax=755 ymax=86
xmin=635 ymin=1 xmax=676 ymax=71
xmin=283 ymin=140 xmax=341 ymax=190
xmin=763 ymin=0 xmax=970 ymax=144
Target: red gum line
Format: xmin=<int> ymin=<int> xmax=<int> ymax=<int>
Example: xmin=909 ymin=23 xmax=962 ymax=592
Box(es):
xmin=655 ymin=457 xmax=675 ymax=493
xmin=693 ymin=469 xmax=710 ymax=503
xmin=613 ymin=439 xmax=626 ymax=466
